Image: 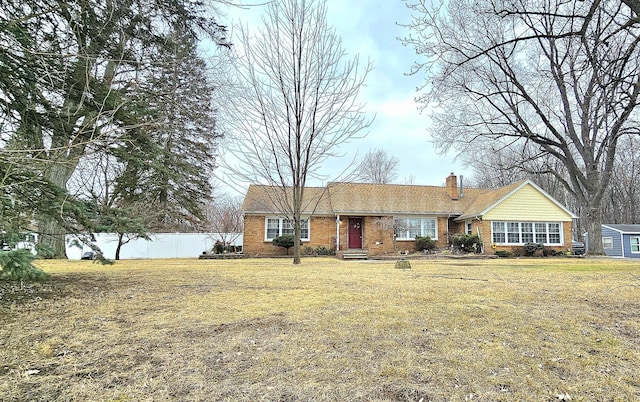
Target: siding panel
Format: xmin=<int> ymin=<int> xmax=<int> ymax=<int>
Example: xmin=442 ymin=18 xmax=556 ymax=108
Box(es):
xmin=602 ymin=226 xmax=623 ymax=257
xmin=483 ymin=184 xmax=573 ymax=221
xmin=622 ymin=234 xmax=640 ymax=258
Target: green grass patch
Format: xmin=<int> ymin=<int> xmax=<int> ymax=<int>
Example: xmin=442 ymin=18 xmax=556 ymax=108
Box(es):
xmin=0 ymin=257 xmax=638 ymax=401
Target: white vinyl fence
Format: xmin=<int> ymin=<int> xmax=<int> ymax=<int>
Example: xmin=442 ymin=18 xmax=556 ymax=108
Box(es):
xmin=66 ymin=233 xmax=242 ymax=260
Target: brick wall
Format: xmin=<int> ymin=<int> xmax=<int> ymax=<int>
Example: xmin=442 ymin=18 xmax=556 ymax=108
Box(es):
xmin=242 ymin=215 xmax=266 ymax=255
xmin=243 ymin=215 xmax=336 ymax=256
xmin=310 ymin=216 xmax=337 ymax=250
xmin=362 ymin=216 xmax=395 ymax=255
xmin=440 ymin=218 xmax=457 ymax=247
xmin=562 ymin=221 xmax=573 ymax=252
xmin=244 ymin=214 xmax=574 ymax=256
xmin=336 ymin=216 xmax=457 ymax=255
xmin=337 ymin=218 xmax=348 ymax=251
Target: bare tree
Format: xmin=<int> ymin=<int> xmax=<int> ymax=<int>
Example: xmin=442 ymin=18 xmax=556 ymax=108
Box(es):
xmin=402 ymin=175 xmax=416 ymax=185
xmin=204 ymin=194 xmax=244 ymax=250
xmin=402 ymin=0 xmax=640 ymax=254
xmin=355 ymin=148 xmax=399 ymax=184
xmin=603 ymin=136 xmax=640 ymax=225
xmin=222 ymin=0 xmax=372 ymax=264
xmin=68 ymin=151 xmax=157 ymax=261
xmin=464 ymin=144 xmax=583 ymax=238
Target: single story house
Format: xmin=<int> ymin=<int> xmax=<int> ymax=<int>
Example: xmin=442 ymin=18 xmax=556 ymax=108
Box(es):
xmin=602 ymin=224 xmax=640 ymax=258
xmin=241 ymin=174 xmax=577 ymax=257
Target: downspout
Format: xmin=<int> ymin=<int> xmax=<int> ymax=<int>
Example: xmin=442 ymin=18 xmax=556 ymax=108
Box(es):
xmin=446 ymin=214 xmax=450 ymax=248
xmin=476 ymin=216 xmax=483 ymax=254
xmin=336 ymin=214 xmax=340 ymax=251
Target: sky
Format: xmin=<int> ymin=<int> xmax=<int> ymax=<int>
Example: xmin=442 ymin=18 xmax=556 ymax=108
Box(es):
xmin=217 ymin=0 xmax=468 ymax=195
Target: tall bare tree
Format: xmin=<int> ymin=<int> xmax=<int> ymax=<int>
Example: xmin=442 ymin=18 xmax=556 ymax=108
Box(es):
xmin=355 ymin=148 xmax=400 ymax=184
xmin=403 ymin=0 xmax=640 ymax=254
xmin=223 ymin=0 xmax=372 ymax=264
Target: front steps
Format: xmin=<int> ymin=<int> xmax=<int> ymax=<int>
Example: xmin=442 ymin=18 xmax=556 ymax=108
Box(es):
xmin=340 ymin=250 xmax=369 ymax=260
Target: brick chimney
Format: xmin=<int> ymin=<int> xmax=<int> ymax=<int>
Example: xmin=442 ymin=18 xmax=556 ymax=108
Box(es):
xmin=446 ymin=173 xmax=458 ymax=200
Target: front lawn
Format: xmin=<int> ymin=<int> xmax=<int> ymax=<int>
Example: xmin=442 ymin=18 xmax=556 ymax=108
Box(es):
xmin=1 ymin=258 xmax=638 ymax=401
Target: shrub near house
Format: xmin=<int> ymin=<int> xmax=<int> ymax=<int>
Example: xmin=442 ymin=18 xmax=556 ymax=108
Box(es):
xmin=272 ymin=235 xmax=299 ymax=255
xmin=415 ymin=236 xmax=437 ymax=253
xmin=241 ymin=174 xmax=577 ymax=257
xmin=450 ymin=234 xmax=482 ymax=254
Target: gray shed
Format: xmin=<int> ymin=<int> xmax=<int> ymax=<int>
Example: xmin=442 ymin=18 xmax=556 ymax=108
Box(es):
xmin=602 ymin=224 xmax=640 ymax=258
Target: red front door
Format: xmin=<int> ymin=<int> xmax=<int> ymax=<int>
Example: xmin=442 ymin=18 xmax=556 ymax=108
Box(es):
xmin=348 ymin=218 xmax=363 ymax=249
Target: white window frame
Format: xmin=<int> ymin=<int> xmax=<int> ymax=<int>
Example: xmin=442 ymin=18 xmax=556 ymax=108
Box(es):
xmin=631 ymin=236 xmax=640 ymax=254
xmin=492 ymin=222 xmax=506 ymax=243
xmin=521 ymin=222 xmax=534 ymax=244
xmin=491 ymin=221 xmax=563 ymax=246
xmin=264 ymin=217 xmax=310 ymax=242
xmin=394 ymin=217 xmax=437 ymax=240
xmin=602 ymin=236 xmax=613 ymax=249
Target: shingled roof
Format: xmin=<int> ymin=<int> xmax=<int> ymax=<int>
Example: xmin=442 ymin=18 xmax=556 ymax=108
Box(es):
xmin=602 ymin=224 xmax=640 ymax=233
xmin=241 ymin=176 xmax=577 ymax=219
xmin=326 ymin=182 xmax=493 ymax=215
xmin=242 ymin=185 xmax=333 ymax=215
xmin=241 ymin=180 xmax=521 ymax=218
xmin=454 ymin=180 xmax=525 ymax=220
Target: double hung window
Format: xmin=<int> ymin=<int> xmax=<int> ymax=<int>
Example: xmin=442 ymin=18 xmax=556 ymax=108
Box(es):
xmin=265 ymin=218 xmax=309 ymax=241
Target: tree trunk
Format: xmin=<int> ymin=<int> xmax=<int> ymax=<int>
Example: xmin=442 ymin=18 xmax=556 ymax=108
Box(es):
xmin=37 ymin=162 xmax=76 ymax=258
xmin=37 ymin=215 xmax=67 ymax=258
xmin=293 ymin=216 xmax=301 ymax=265
xmin=578 ymin=161 xmax=606 ymax=255
xmin=115 ymin=233 xmax=124 ymax=260
xmin=584 ymin=206 xmax=605 ymax=255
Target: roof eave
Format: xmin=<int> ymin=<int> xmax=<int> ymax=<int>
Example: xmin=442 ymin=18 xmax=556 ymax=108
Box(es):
xmin=244 ymin=211 xmax=334 ymax=216
xmin=602 ymin=224 xmax=640 ymax=234
xmin=333 ymin=210 xmax=463 ymax=216
xmin=454 ymin=213 xmax=482 ymax=221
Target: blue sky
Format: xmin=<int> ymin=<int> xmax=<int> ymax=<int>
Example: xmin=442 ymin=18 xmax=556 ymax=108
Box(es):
xmin=220 ymin=0 xmax=468 ymax=190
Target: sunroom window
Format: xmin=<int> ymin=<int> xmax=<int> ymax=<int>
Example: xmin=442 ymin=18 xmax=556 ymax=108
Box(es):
xmin=492 ymin=222 xmax=563 ymax=245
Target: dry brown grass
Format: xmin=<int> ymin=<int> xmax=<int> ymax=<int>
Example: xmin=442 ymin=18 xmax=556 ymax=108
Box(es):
xmin=1 ymin=257 xmax=639 ymax=401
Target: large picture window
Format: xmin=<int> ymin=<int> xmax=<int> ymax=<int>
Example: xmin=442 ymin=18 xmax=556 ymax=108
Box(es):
xmin=395 ymin=218 xmax=437 ymax=240
xmin=265 ymin=218 xmax=309 ymax=241
xmin=492 ymin=222 xmax=563 ymax=245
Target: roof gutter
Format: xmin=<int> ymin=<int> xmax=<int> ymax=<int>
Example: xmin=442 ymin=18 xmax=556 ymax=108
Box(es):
xmin=333 ymin=211 xmax=463 ymax=217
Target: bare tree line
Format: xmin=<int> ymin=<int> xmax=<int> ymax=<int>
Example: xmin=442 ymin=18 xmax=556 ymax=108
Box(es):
xmin=402 ymin=0 xmax=640 ymax=253
xmin=466 ymin=135 xmax=640 ymax=240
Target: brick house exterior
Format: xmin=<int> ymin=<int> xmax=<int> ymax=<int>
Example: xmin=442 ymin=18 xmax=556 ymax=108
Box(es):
xmin=241 ymin=174 xmax=577 ymax=257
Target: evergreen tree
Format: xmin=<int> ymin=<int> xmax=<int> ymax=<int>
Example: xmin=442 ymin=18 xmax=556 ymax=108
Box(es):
xmin=138 ymin=31 xmax=220 ymax=231
xmin=0 ymin=0 xmax=228 ymax=257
